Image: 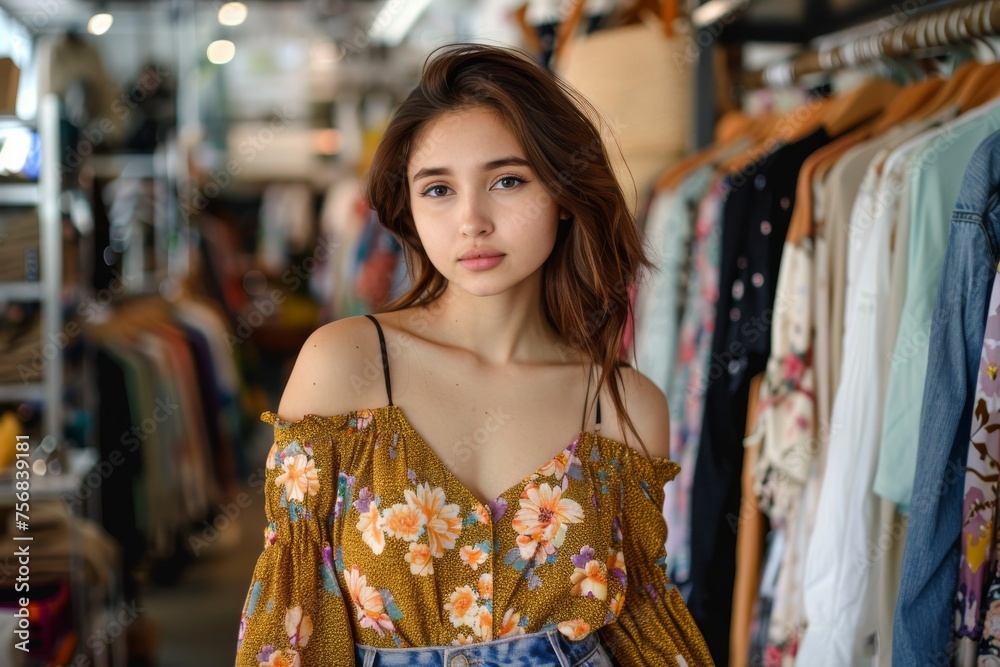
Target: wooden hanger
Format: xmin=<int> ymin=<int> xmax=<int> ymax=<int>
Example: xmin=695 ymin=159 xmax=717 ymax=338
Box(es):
xmin=910 ymin=60 xmax=981 ymax=120
xmin=820 ymin=78 xmax=900 ymax=137
xmin=868 ymin=76 xmax=945 ymax=135
xmin=715 ymin=98 xmax=832 ymax=177
xmin=653 ymin=111 xmax=754 ymax=192
xmin=716 ymin=110 xmax=754 ymax=145
xmin=554 ymin=0 xmax=586 ymax=67
xmin=552 ymin=0 xmax=679 ymax=69
xmin=955 ymin=62 xmax=1000 ymax=112
xmin=654 ymin=150 xmax=713 ymax=192
xmin=963 ymin=64 xmax=1000 ymax=109
xmin=513 ymin=4 xmax=543 ymax=57
xmin=666 ymin=113 xmax=777 ymax=189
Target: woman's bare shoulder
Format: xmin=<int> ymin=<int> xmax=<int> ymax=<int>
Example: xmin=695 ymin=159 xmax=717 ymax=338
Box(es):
xmin=600 ymin=363 xmax=671 ymax=460
xmin=275 ymin=315 xmax=385 ymax=422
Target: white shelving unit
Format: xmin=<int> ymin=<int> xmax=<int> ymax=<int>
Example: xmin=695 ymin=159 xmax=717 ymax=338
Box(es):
xmin=0 ymin=382 xmax=45 ymax=402
xmin=39 ymin=93 xmax=61 ymax=444
xmin=0 ymin=93 xmax=121 ymax=667
xmin=0 ymin=182 xmax=38 ymax=205
xmin=0 ymin=93 xmax=61 ymax=441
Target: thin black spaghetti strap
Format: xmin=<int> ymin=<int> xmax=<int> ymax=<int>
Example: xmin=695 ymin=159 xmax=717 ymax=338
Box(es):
xmin=582 ymin=361 xmax=602 ymax=431
xmin=363 ymin=314 xmax=393 ymax=406
xmin=594 ymin=361 xmax=601 ymax=429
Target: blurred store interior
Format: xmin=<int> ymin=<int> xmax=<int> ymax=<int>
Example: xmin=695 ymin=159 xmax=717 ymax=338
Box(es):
xmin=0 ymin=0 xmax=998 ymax=665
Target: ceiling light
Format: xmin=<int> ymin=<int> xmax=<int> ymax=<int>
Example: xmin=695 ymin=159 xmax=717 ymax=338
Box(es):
xmin=87 ymin=13 xmax=113 ymax=35
xmin=218 ymin=2 xmax=248 ymax=27
xmin=691 ymin=0 xmax=749 ymax=27
xmin=368 ymin=0 xmax=433 ymax=47
xmin=207 ymin=40 xmax=236 ymax=65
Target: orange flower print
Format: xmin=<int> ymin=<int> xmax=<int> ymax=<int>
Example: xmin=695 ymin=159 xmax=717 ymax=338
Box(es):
xmin=356 ymin=503 xmax=386 ymax=555
xmin=345 ymin=565 xmax=396 ymax=637
xmin=345 ymin=565 xmax=366 ymax=605
xmin=284 ymin=606 xmax=313 ymax=648
xmin=511 ymin=482 xmax=584 ymax=562
xmin=498 ymin=608 xmax=525 ymax=638
xmin=265 ymin=442 xmax=278 ymax=470
xmin=474 ymin=504 xmax=491 ymax=525
xmin=256 ymin=647 xmax=300 ymax=667
xmin=477 ymin=572 xmax=493 ymax=600
xmin=537 ymin=450 xmax=571 ymax=481
xmin=275 ymin=454 xmax=320 ymax=504
xmin=569 ymin=560 xmax=608 ymax=600
xmin=557 ymin=618 xmax=591 ymax=641
xmin=452 ymin=634 xmax=475 ymax=646
xmin=382 ymin=502 xmax=426 ymax=542
xmin=355 ymin=585 xmax=396 ymax=636
xmin=444 ymin=585 xmax=480 ymax=628
xmin=608 ymin=592 xmax=624 ymax=618
xmin=474 ymin=605 xmax=493 ymax=641
xmin=460 ymin=545 xmax=488 ymax=570
xmin=405 ymin=542 xmax=434 ymax=577
xmin=405 ymin=483 xmax=462 ymax=558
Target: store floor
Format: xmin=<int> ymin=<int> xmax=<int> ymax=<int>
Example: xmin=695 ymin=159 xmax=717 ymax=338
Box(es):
xmin=143 ymin=427 xmax=272 ymax=666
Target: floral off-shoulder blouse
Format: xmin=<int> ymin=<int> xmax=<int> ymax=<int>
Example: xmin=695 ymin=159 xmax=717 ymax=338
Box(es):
xmin=235 ymin=404 xmax=713 ymax=666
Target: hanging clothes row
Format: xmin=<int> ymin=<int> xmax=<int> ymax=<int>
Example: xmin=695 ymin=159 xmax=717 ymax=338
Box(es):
xmin=313 ymin=178 xmax=408 ymax=321
xmin=632 ymin=42 xmax=1000 ymax=667
xmin=83 ymin=292 xmax=242 ymax=595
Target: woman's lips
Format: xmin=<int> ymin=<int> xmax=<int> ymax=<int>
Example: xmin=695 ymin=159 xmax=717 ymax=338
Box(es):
xmin=458 ymin=255 xmax=505 ymax=270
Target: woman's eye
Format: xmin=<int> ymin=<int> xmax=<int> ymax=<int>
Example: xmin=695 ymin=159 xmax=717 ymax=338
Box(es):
xmin=495 ymin=176 xmax=524 ymax=190
xmin=421 ymin=185 xmax=450 ymax=197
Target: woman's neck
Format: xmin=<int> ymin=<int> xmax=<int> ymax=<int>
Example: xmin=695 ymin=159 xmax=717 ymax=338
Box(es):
xmin=406 ymin=284 xmax=575 ymax=368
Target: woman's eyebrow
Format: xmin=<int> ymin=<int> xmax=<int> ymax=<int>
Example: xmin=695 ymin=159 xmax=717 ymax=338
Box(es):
xmin=411 ymin=156 xmax=531 ymax=183
xmin=481 ymin=156 xmax=531 ymax=171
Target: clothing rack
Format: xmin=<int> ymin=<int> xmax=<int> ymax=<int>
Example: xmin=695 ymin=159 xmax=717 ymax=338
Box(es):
xmin=742 ymin=0 xmax=1000 ymax=88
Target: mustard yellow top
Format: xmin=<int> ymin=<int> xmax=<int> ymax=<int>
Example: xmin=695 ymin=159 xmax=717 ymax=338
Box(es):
xmin=234 ymin=402 xmax=714 ymax=666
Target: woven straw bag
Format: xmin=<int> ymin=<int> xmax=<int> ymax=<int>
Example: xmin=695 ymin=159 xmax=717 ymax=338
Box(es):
xmin=553 ymin=0 xmax=694 ymax=209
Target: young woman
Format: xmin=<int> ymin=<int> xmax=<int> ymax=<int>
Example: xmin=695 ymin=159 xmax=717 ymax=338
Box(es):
xmin=235 ymin=43 xmax=712 ymax=667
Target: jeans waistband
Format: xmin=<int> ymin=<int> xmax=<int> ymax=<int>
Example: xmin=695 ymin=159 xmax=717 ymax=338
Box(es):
xmin=354 ymin=626 xmax=604 ymax=667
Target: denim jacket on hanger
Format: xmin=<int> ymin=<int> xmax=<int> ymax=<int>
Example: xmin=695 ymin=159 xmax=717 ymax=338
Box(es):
xmin=894 ymin=123 xmax=1000 ymax=664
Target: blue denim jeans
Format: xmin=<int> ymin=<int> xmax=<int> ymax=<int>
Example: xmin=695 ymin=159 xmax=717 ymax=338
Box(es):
xmin=894 ymin=124 xmax=1000 ymax=664
xmin=354 ymin=627 xmax=616 ymax=667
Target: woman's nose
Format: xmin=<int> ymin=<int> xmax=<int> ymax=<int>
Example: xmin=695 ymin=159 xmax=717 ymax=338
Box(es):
xmin=459 ymin=192 xmax=494 ymax=237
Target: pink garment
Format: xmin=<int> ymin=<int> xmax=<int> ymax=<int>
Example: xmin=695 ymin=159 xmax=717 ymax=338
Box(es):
xmin=956 ymin=271 xmax=1000 ymax=640
xmin=663 ymin=177 xmax=724 ymax=584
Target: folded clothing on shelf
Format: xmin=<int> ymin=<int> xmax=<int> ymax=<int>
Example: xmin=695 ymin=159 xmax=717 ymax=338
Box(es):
xmin=0 ymin=499 xmax=120 ymax=593
xmin=0 ymin=306 xmax=39 ymax=385
xmin=0 ymin=209 xmax=39 ymax=283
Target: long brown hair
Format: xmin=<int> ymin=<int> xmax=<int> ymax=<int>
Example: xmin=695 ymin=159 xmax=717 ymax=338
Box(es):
xmin=362 ymin=42 xmax=658 ymax=458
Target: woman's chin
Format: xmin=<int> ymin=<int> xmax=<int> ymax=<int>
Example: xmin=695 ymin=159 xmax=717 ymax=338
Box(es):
xmin=443 ymin=276 xmax=526 ymax=299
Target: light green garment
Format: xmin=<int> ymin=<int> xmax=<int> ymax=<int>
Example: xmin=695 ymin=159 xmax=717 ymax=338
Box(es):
xmin=875 ymin=100 xmax=1000 ymax=510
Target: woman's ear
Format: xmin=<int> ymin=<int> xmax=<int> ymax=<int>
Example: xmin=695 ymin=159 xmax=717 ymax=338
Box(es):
xmin=559 ymin=209 xmax=572 ymax=222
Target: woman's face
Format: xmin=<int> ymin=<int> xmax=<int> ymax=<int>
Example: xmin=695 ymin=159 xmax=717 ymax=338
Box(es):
xmin=407 ymin=106 xmax=562 ymax=298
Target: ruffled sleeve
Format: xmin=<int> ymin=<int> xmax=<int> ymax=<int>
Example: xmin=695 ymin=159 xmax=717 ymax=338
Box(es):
xmin=235 ymin=412 xmax=356 ymax=666
xmin=598 ymin=447 xmax=715 ymax=666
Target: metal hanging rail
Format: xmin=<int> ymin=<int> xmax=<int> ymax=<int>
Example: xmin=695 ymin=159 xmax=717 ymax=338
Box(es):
xmin=742 ymin=0 xmax=1000 ymax=88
